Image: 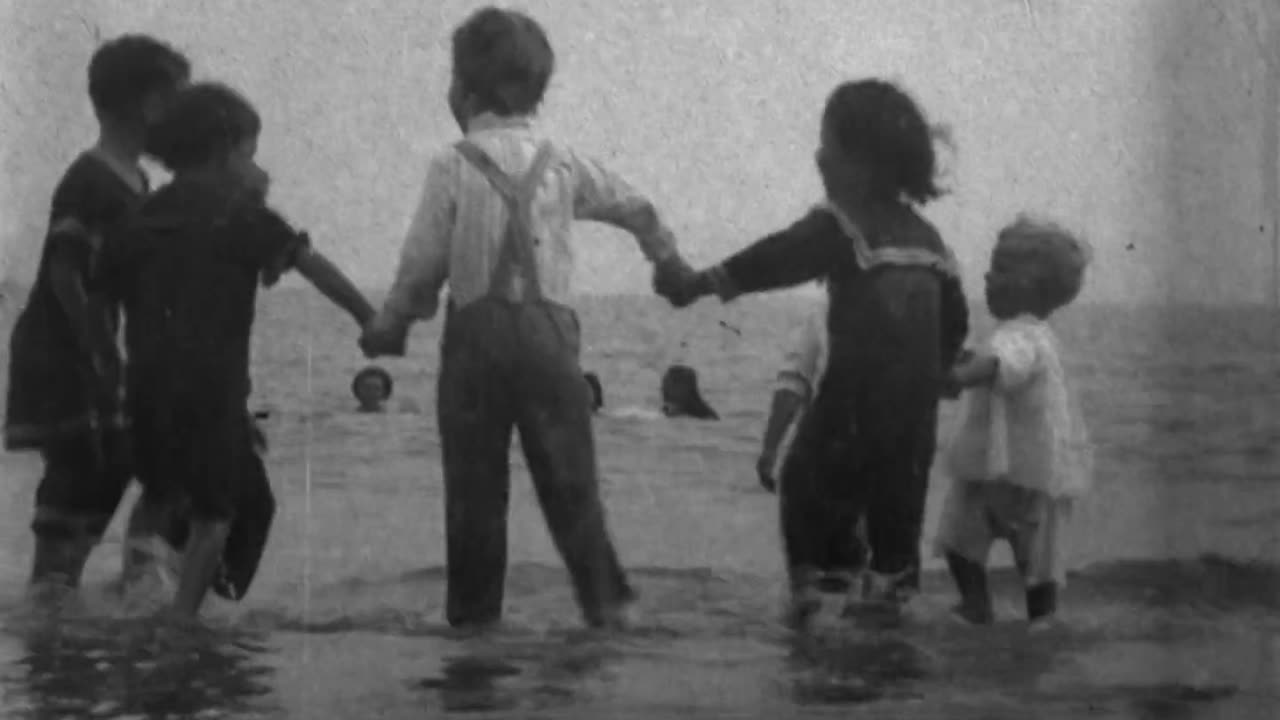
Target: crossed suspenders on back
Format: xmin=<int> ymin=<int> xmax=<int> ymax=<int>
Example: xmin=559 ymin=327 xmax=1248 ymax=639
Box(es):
xmin=453 ymin=140 xmax=556 ymax=304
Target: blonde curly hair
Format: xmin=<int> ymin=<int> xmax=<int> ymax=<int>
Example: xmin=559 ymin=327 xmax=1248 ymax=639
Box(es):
xmin=995 ymin=215 xmax=1092 ymax=313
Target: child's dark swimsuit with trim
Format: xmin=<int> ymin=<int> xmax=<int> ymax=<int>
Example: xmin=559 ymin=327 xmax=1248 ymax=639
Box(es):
xmin=707 ymin=201 xmax=969 ymax=590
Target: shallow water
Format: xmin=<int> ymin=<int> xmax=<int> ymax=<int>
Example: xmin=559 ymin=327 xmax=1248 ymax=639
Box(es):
xmin=1 ymin=293 xmax=1278 ymax=718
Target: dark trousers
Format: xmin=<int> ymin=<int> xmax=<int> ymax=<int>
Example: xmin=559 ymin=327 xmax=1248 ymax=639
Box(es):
xmin=779 ymin=397 xmax=936 ymax=591
xmin=436 ymin=299 xmax=634 ymax=628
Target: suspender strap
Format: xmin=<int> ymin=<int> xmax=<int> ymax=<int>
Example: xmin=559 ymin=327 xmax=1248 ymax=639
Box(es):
xmin=454 ymin=141 xmax=555 ymax=301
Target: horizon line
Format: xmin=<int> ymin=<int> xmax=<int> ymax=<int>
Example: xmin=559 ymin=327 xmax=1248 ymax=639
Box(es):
xmin=1 ymin=280 xmax=1275 ymax=309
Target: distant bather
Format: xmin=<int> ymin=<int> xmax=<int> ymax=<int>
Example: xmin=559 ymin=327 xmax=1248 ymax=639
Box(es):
xmin=661 ymin=365 xmax=719 ymax=420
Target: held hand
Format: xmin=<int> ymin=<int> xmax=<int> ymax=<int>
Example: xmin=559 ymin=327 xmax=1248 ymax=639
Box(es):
xmin=756 ymin=452 xmax=778 ymax=493
xmin=941 ymin=348 xmax=977 ymax=399
xmin=939 ymin=372 xmax=963 ymax=400
xmin=359 ymin=318 xmax=407 ymax=359
xmin=652 ymin=256 xmax=703 ymax=308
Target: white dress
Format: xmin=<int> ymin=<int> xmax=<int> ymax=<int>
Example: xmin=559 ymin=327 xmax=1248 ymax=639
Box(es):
xmin=936 ymin=315 xmax=1093 ymax=585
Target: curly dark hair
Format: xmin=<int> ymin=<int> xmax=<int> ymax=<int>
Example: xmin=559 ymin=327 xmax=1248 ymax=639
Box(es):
xmin=822 ymin=79 xmax=946 ymax=205
xmin=146 ymin=82 xmax=261 ymax=172
xmin=87 ymin=34 xmax=190 ymax=118
xmin=451 ymin=7 xmax=555 ymax=116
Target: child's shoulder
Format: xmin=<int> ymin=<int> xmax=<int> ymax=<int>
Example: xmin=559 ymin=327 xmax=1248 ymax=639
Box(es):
xmin=51 ymin=151 xmax=135 ymax=208
xmin=990 ymin=316 xmax=1057 ymax=351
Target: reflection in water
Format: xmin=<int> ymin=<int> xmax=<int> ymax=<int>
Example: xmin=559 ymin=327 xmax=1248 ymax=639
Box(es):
xmin=785 ymin=628 xmax=933 ymax=706
xmin=417 ymin=655 xmax=524 ymax=713
xmin=3 ymin=616 xmax=278 ymax=719
xmin=412 ymin=633 xmax=619 ymax=714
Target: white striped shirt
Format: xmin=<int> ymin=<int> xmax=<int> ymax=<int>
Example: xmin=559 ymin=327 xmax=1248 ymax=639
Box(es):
xmin=381 ymin=113 xmax=679 ymax=323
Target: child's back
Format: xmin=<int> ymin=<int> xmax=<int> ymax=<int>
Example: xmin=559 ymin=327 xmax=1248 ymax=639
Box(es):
xmin=659 ymin=79 xmax=968 ymax=624
xmin=105 ymin=176 xmax=301 ymax=400
xmin=362 ymin=8 xmax=694 ymax=630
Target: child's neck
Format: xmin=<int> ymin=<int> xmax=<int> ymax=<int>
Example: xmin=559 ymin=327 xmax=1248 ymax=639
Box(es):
xmin=93 ymin=124 xmax=147 ymax=192
xmin=95 ymin=123 xmax=144 ymax=167
xmin=828 ymin=191 xmax=897 ymax=220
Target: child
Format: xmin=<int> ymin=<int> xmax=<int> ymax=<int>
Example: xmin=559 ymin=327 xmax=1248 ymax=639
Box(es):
xmin=758 ymin=289 xmax=869 ymax=600
xmin=352 ymin=366 xmax=393 ymax=413
xmin=3 ymin=35 xmax=191 ymax=596
xmin=658 ymin=79 xmax=970 ymax=627
xmin=97 ymin=82 xmax=375 ymax=617
xmin=360 ymin=6 xmax=695 ymax=630
xmin=935 ymin=217 xmax=1093 ymax=628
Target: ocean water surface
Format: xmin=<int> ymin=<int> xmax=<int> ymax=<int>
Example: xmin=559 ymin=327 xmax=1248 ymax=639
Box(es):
xmin=0 ymin=291 xmax=1277 ymax=718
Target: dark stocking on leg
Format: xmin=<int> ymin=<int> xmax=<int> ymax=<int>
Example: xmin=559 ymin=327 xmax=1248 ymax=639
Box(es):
xmin=946 ymin=552 xmax=994 ymax=625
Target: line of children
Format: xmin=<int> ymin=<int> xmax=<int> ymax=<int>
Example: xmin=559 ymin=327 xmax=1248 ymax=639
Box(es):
xmin=4 ymin=35 xmax=191 ymax=600
xmin=5 ymin=10 xmax=1092 ymax=633
xmin=359 ymin=7 xmax=696 ymax=630
xmin=658 ymin=79 xmax=971 ymax=627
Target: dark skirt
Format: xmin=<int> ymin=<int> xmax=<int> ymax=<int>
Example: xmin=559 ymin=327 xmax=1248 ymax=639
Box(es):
xmin=4 ymin=295 xmax=118 ymax=450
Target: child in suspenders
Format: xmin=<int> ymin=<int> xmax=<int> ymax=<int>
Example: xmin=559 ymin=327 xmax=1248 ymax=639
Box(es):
xmin=361 ymin=7 xmax=694 ymax=630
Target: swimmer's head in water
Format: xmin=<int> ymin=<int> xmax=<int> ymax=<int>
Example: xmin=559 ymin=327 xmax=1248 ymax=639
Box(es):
xmin=660 ymin=365 xmax=719 ymax=420
xmin=352 ymin=366 xmax=393 ymax=412
xmin=583 ymin=372 xmax=604 ymax=412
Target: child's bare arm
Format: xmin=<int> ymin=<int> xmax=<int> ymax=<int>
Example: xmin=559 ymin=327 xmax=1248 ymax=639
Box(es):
xmin=950 ymin=352 xmax=999 ymax=389
xmin=294 ymin=245 xmax=376 ymax=326
xmin=758 ymin=387 xmax=806 ymax=493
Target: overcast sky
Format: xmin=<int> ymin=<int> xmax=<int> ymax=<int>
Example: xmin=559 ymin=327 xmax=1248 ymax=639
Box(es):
xmin=1 ymin=0 xmax=1276 ymax=304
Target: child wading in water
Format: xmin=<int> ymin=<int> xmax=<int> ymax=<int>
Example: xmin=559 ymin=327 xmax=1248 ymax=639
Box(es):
xmin=659 ymin=79 xmax=969 ymax=627
xmin=361 ymin=6 xmax=695 ymax=630
xmin=3 ymin=35 xmax=190 ymax=599
xmin=936 ymin=217 xmax=1092 ymax=628
xmin=98 ymin=82 xmax=374 ymax=617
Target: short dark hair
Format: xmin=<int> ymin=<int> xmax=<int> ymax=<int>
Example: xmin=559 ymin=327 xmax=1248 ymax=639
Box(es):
xmin=146 ymin=82 xmax=261 ymax=172
xmin=451 ymin=7 xmax=554 ymax=116
xmin=87 ymin=34 xmax=190 ymax=118
xmin=352 ymin=366 xmax=393 ymax=398
xmin=822 ymin=79 xmax=945 ymax=205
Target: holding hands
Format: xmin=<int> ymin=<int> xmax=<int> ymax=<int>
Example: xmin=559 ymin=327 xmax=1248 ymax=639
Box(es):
xmin=359 ymin=313 xmax=408 ymax=359
xmin=652 ymin=254 xmax=707 ymax=308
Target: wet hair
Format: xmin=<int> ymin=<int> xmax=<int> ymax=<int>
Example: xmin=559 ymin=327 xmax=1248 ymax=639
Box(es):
xmin=661 ymin=365 xmax=719 ymax=421
xmin=146 ymin=82 xmax=261 ymax=172
xmin=451 ymin=7 xmax=555 ymax=116
xmin=583 ymin=372 xmax=604 ymax=411
xmin=87 ymin=34 xmax=190 ymax=119
xmin=352 ymin=366 xmax=393 ymax=401
xmin=996 ymin=215 xmax=1092 ymax=313
xmin=822 ymin=79 xmax=945 ymax=205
